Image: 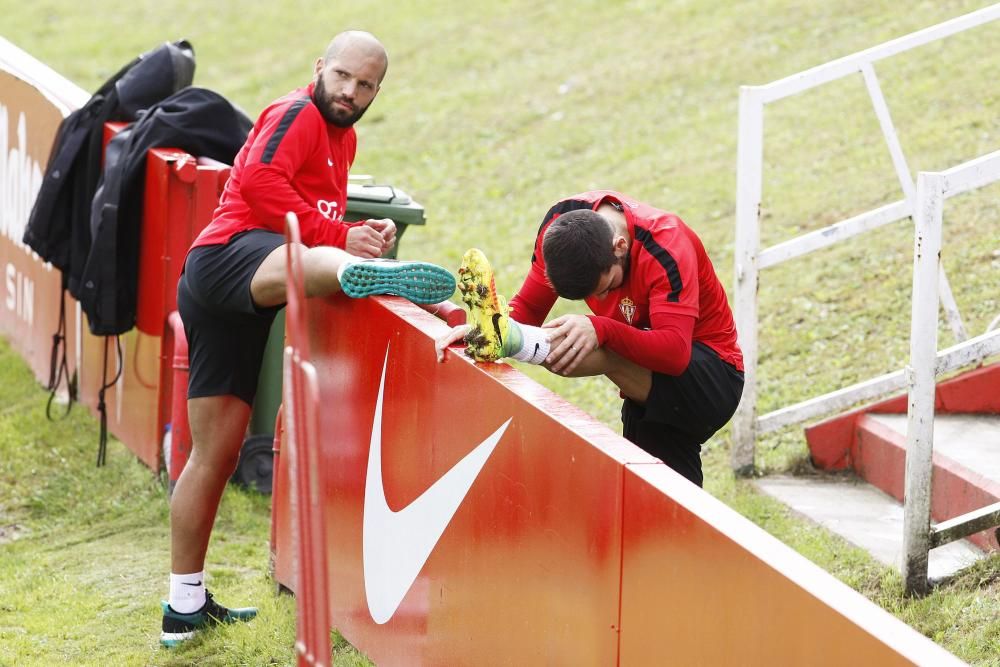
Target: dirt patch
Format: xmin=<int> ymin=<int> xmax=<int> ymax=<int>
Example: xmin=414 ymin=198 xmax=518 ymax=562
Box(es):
xmin=0 ymin=524 xmax=25 ymax=544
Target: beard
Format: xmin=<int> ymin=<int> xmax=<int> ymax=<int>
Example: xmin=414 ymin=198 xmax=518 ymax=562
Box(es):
xmin=615 ymin=253 xmax=630 ymax=287
xmin=313 ymin=75 xmax=371 ymax=128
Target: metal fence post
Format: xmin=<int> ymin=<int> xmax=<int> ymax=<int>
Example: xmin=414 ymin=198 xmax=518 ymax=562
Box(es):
xmin=732 ymin=85 xmax=764 ymax=475
xmin=902 ymin=172 xmax=944 ymax=595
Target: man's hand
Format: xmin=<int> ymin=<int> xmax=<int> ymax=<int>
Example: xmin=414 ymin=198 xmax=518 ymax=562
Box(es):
xmin=542 ymin=314 xmax=598 ymax=374
xmin=366 ymin=218 xmax=397 ymax=256
xmin=345 ymin=218 xmax=396 ymax=258
xmin=435 ymin=324 xmax=472 ymax=362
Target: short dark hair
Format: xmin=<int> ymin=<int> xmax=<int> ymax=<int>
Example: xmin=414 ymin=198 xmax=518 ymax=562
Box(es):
xmin=542 ymin=209 xmax=616 ymax=299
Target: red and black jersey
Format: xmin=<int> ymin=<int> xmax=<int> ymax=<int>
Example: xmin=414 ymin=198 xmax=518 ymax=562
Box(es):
xmin=191 ymin=82 xmax=361 ymax=250
xmin=509 ymin=190 xmax=743 ymax=375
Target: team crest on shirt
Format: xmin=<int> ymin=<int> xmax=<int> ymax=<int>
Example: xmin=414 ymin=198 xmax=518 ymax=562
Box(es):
xmin=619 ymin=297 xmax=636 ymax=325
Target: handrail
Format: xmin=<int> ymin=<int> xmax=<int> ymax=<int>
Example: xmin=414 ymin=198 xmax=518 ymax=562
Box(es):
xmin=731 ymin=8 xmax=1000 ymax=473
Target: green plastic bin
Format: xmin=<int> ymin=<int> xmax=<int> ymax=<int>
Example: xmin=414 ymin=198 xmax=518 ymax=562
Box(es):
xmin=235 ymin=183 xmax=426 ymax=492
xmin=342 ymin=182 xmax=426 ymax=258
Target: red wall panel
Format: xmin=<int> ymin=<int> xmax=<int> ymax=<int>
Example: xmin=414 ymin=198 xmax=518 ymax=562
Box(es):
xmin=279 ymin=295 xmax=642 ymax=666
xmin=619 ymin=463 xmax=960 ymax=665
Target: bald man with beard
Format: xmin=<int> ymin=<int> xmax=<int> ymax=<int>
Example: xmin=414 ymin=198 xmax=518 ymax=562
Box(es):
xmin=161 ymin=31 xmax=455 ymax=646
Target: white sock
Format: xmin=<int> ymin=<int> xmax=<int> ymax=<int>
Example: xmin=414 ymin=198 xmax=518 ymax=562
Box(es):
xmin=509 ymin=322 xmax=550 ymax=364
xmin=169 ymin=571 xmax=206 ymax=614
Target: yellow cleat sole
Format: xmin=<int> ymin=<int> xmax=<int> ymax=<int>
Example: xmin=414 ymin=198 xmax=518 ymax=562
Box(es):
xmin=457 ymin=248 xmax=508 ymax=362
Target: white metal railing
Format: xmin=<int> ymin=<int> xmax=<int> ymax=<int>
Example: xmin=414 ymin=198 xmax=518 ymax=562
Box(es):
xmin=731 ymin=5 xmax=1000 ymax=474
xmin=902 ymin=156 xmax=1000 ymax=595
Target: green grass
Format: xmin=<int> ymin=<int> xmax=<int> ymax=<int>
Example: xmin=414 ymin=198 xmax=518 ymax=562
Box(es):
xmin=3 ymin=0 xmax=1000 ymax=663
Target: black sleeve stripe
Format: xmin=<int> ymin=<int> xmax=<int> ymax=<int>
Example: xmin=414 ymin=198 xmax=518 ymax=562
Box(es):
xmin=531 ymin=199 xmax=595 ymax=263
xmin=261 ymin=95 xmax=311 ymax=164
xmin=634 ymin=226 xmax=683 ymax=302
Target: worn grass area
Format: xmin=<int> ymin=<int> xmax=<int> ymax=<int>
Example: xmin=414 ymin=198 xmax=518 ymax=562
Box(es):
xmin=3 ymin=0 xmax=1000 ymax=663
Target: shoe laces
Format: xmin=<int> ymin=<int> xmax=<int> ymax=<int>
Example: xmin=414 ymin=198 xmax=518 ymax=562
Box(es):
xmin=202 ymin=591 xmax=228 ymax=620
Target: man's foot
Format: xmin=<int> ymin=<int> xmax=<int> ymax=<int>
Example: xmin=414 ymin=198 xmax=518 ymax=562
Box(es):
xmin=457 ymin=248 xmax=509 ymax=362
xmin=160 ymin=591 xmax=257 ymax=647
xmin=339 ymin=258 xmax=456 ymax=304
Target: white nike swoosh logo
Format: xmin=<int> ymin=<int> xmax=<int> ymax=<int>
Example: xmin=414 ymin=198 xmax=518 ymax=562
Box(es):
xmin=327 ymin=158 xmax=334 ymax=167
xmin=363 ymin=344 xmax=510 ymax=624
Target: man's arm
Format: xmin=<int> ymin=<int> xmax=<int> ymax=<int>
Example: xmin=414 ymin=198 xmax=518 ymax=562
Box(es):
xmin=240 ymin=163 xmax=357 ymax=247
xmin=239 ymin=99 xmax=360 ymax=248
xmin=509 ymin=258 xmax=557 ymax=326
xmin=588 ymin=311 xmax=695 ymax=375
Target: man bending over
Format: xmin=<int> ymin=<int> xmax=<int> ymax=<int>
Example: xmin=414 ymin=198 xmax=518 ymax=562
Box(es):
xmin=437 ymin=191 xmax=742 ymax=487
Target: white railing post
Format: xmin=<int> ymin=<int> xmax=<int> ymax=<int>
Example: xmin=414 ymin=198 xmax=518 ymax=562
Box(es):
xmin=902 ymin=171 xmax=944 ymax=596
xmin=732 ymin=86 xmax=764 ymax=475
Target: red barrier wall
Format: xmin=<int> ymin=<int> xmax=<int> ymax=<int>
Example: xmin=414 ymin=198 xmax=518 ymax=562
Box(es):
xmin=70 ymin=149 xmax=226 ymax=468
xmin=273 ymin=294 xmax=963 ymax=666
xmin=274 ymin=296 xmax=644 ymax=665
xmin=0 ymin=44 xmax=85 ymax=386
xmin=619 ymin=464 xmax=948 ymax=664
xmin=1 ymin=42 xmax=226 ymax=469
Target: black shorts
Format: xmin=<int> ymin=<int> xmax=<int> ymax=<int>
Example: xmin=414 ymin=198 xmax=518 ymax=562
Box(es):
xmin=621 ymin=342 xmax=744 ymax=487
xmin=176 ymin=230 xmax=286 ymax=405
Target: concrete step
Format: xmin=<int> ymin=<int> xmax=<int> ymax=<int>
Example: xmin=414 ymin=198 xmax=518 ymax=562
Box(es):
xmin=755 ymin=474 xmax=985 ymax=581
xmin=850 ymin=413 xmax=1000 ymax=552
xmin=789 ymin=363 xmax=1000 ymax=580
xmin=868 ymin=413 xmax=1000 ymax=484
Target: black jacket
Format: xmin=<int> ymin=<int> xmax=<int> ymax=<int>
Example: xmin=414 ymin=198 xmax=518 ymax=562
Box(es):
xmin=22 ymin=40 xmax=195 ymax=297
xmin=79 ymin=86 xmax=252 ymax=335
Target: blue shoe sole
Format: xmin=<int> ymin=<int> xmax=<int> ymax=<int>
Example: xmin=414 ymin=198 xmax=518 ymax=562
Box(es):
xmin=340 ymin=260 xmax=456 ymax=304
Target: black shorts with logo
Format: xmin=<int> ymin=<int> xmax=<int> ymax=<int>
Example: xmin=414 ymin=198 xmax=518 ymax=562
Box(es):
xmin=176 ymin=230 xmax=286 ymax=406
xmin=621 ymin=342 xmax=745 ymax=487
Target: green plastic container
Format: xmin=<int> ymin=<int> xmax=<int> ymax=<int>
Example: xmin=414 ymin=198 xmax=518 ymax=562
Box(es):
xmin=342 ymin=182 xmax=426 ymax=259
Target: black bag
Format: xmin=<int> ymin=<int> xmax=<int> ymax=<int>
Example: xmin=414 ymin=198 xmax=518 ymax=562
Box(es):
xmin=79 ymin=86 xmax=252 ymax=336
xmin=22 ymin=40 xmax=195 ymax=296
xmin=19 ymin=41 xmax=194 ymax=464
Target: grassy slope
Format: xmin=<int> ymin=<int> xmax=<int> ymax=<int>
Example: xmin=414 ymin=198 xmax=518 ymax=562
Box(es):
xmin=2 ymin=0 xmax=999 ymax=663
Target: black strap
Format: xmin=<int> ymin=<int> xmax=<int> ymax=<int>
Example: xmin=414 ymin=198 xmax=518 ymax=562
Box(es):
xmin=45 ymin=289 xmax=77 ymax=421
xmin=96 ymin=335 xmax=123 ymax=467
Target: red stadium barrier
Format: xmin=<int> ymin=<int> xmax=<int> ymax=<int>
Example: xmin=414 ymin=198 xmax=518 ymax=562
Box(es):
xmin=0 ymin=42 xmax=84 ymax=389
xmin=272 ymin=294 xmax=963 ymax=665
xmin=282 ymin=214 xmax=333 ymax=666
xmin=70 ymin=147 xmax=228 ymax=469
xmin=166 ymin=310 xmax=192 ymax=493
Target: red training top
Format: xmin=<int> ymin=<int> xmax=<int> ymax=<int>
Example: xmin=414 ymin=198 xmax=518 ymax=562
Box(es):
xmin=509 ymin=190 xmax=743 ymax=375
xmin=191 ymin=82 xmax=361 ymax=250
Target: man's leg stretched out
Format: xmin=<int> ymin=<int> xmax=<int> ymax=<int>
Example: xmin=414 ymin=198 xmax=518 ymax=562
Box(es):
xmin=251 ymin=242 xmax=455 ymax=308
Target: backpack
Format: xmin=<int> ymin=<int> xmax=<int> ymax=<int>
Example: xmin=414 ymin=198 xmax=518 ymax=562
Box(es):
xmin=80 ymin=86 xmax=252 ymax=336
xmin=20 ymin=41 xmax=195 ymax=464
xmin=22 ymin=40 xmax=196 ymax=296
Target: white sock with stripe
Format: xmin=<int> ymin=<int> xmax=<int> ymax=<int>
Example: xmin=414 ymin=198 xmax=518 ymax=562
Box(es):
xmin=169 ymin=571 xmax=206 ymax=614
xmin=508 ymin=321 xmax=550 ymax=364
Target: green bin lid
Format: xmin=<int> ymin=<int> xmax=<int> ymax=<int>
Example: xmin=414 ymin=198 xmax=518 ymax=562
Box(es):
xmin=345 ymin=183 xmax=425 ymax=226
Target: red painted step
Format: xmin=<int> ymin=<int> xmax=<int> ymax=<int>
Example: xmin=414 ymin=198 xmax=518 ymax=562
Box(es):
xmin=805 ymin=362 xmax=1000 ymax=553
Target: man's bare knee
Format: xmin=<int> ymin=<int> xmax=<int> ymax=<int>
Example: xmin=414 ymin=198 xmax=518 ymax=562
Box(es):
xmin=187 ymin=395 xmax=252 ymax=470
xmin=250 ymin=243 xmax=293 ymax=308
xmin=549 ymin=348 xmax=652 ymax=403
xmin=300 ymin=245 xmax=354 ymax=297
